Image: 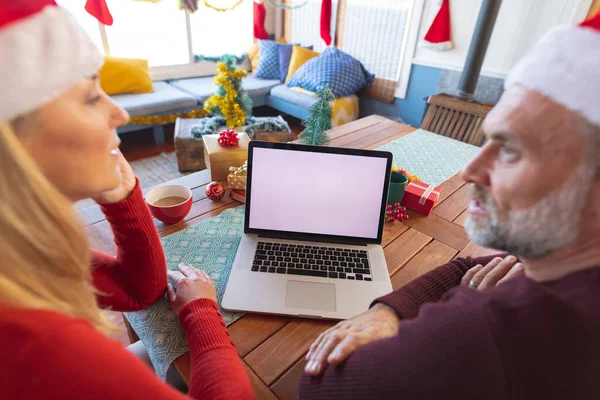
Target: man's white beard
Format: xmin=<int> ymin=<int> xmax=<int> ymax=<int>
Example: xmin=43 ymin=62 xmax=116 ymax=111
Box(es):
xmin=465 ymin=163 xmax=595 ymax=259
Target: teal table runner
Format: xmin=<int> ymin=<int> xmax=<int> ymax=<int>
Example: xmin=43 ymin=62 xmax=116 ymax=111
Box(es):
xmin=124 ymin=206 xmax=246 ymax=379
xmin=377 ymin=129 xmax=481 ymax=187
xmin=124 ymin=129 xmax=481 ymax=379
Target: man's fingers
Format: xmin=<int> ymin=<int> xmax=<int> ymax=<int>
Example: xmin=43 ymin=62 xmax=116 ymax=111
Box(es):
xmin=498 ymin=262 xmax=525 ymax=285
xmin=307 ymin=326 xmax=338 ymax=360
xmin=167 ymin=283 xmax=177 ymax=302
xmin=327 ymin=333 xmax=366 ymax=365
xmin=305 ymin=333 xmax=346 ymax=376
xmin=478 ymin=256 xmax=518 ymax=290
xmin=470 ymin=257 xmax=503 ymax=287
xmin=461 ymin=264 xmax=483 ymax=286
xmin=167 ymin=270 xmax=186 ymax=284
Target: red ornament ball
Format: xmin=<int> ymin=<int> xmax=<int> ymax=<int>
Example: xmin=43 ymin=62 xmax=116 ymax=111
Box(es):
xmin=389 ymin=216 xmax=396 ymax=222
xmin=394 ymin=202 xmax=401 ymax=208
xmin=386 ymin=204 xmax=392 ymax=210
xmin=206 ymin=181 xmax=224 ymax=201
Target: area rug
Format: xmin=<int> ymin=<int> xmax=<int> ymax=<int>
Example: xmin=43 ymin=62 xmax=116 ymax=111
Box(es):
xmin=74 ymin=152 xmax=188 ymax=210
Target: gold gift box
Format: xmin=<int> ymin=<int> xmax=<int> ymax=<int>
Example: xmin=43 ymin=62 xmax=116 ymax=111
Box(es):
xmin=203 ymin=133 xmax=250 ymax=181
xmin=227 ymin=161 xmax=247 ymax=190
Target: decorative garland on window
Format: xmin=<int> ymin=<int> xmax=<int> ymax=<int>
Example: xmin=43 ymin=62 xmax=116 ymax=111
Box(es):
xmin=204 ymin=0 xmax=245 ymax=12
xmin=266 ymin=0 xmax=309 ymax=10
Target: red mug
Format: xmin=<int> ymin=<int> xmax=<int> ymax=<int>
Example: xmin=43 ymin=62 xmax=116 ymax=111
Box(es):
xmin=145 ymin=185 xmax=193 ymax=224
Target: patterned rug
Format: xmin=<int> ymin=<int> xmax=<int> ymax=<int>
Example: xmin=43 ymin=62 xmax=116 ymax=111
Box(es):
xmin=74 ymin=152 xmax=187 ymax=210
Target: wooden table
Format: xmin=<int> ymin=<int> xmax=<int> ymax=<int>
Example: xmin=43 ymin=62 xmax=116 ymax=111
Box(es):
xmin=83 ymin=115 xmax=497 ymax=400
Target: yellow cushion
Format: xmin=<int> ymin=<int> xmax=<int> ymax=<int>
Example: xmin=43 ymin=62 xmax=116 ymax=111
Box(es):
xmin=248 ymin=38 xmax=287 ymax=74
xmin=285 ymin=46 xmax=319 ymax=83
xmin=99 ymin=57 xmax=154 ymax=95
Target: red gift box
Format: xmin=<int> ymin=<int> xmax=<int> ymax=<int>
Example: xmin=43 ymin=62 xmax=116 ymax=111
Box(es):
xmin=401 ymin=181 xmax=442 ymax=216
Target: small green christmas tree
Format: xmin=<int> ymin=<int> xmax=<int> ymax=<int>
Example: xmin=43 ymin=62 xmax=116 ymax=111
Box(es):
xmin=299 ymin=86 xmax=335 ymax=146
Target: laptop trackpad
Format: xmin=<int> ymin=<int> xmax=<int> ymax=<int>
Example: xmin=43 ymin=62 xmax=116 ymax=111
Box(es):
xmin=285 ymin=281 xmax=336 ymax=312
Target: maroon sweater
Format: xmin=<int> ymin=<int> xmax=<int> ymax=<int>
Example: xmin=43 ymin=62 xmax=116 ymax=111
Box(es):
xmin=299 ymin=255 xmax=600 ymax=399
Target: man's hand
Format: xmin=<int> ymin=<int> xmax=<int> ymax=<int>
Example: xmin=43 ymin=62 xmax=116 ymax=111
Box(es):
xmin=304 ymin=303 xmax=400 ymax=376
xmin=93 ymin=150 xmax=137 ymax=204
xmin=461 ymin=255 xmax=524 ymax=291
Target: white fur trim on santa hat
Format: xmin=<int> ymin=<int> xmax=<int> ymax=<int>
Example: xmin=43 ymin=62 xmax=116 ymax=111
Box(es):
xmin=505 ymin=25 xmax=600 ymax=127
xmin=0 ymin=5 xmax=103 ymax=122
xmin=419 ymin=40 xmax=454 ymax=51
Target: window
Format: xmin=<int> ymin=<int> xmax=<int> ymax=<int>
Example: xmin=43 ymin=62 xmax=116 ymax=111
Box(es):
xmin=286 ymin=0 xmax=338 ymax=52
xmin=284 ymin=0 xmax=421 ymax=100
xmin=58 ymin=0 xmax=253 ymax=78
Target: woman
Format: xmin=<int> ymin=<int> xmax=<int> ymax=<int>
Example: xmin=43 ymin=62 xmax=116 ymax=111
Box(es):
xmin=0 ymin=1 xmax=254 ymax=398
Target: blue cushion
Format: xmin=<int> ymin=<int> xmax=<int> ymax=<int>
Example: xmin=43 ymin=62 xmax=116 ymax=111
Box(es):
xmin=279 ymin=44 xmax=313 ymax=83
xmin=111 ymin=81 xmax=197 ymax=117
xmin=286 ymin=47 xmax=375 ymax=98
xmin=255 ymin=40 xmax=282 ymax=80
xmin=269 ymin=84 xmax=319 ymax=110
xmin=168 ymin=75 xmax=280 ymax=104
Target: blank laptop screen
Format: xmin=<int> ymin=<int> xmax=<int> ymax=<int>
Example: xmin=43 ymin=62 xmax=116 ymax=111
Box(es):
xmin=248 ymin=147 xmax=388 ymax=239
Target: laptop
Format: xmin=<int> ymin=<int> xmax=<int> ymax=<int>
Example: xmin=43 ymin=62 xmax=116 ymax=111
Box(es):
xmin=222 ymin=141 xmax=394 ymax=320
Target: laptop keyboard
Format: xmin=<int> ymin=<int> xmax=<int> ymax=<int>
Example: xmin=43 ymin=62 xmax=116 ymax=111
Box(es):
xmin=251 ymin=241 xmax=372 ymax=281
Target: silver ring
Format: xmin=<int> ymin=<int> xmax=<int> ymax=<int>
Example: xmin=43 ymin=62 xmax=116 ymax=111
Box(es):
xmin=468 ymin=279 xmax=479 ymax=289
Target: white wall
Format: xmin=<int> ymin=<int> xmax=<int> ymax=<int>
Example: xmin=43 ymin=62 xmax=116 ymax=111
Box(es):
xmin=412 ymin=0 xmax=592 ymax=77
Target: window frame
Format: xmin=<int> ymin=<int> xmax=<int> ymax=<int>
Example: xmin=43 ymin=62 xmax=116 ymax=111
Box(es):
xmin=93 ymin=5 xmax=250 ymax=81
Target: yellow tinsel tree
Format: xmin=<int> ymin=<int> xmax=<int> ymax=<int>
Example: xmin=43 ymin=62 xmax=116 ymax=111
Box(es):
xmin=203 ymin=55 xmax=252 ymax=128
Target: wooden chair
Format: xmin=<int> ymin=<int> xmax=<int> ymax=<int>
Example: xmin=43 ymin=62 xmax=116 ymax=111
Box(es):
xmin=421 ymin=94 xmax=492 ymax=146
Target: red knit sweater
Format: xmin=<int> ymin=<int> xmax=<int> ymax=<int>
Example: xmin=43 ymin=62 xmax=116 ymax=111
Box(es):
xmin=299 ymin=255 xmax=600 ymax=399
xmin=0 ymin=181 xmax=254 ymax=399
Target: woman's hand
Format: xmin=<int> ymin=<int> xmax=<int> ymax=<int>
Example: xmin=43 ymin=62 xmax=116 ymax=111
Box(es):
xmin=304 ymin=303 xmax=400 ymax=376
xmin=167 ymin=263 xmax=218 ymax=315
xmin=93 ymin=150 xmax=137 ymax=204
xmin=461 ymin=255 xmax=525 ymax=291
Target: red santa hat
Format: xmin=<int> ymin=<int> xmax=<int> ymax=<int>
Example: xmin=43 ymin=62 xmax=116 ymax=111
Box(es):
xmin=505 ymin=12 xmax=600 ymax=127
xmin=0 ymin=0 xmax=103 ymax=123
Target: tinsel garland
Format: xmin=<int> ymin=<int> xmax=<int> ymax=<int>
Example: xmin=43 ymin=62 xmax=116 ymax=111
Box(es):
xmin=205 ymin=0 xmax=245 ymax=12
xmin=129 ymin=108 xmax=208 ymax=125
xmin=391 ymin=166 xmax=420 ymax=183
xmin=190 ymin=116 xmax=290 ymax=139
xmin=267 ymin=0 xmax=309 ymax=10
xmin=203 ymin=56 xmax=251 ymax=128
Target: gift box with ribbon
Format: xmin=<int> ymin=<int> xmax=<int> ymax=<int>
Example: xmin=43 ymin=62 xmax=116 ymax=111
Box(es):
xmin=227 ymin=161 xmax=247 ymax=191
xmin=401 ymin=181 xmax=442 ymax=216
xmin=203 ymin=132 xmax=250 ymax=181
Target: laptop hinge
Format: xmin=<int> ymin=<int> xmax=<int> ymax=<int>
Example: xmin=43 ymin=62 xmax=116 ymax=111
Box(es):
xmin=257 ymin=233 xmax=370 ymax=247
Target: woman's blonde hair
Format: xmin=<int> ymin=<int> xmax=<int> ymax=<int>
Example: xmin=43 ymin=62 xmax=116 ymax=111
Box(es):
xmin=0 ymin=121 xmax=114 ymax=334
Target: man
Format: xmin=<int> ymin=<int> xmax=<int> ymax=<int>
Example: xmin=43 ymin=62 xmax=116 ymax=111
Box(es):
xmin=299 ymin=13 xmax=600 ymax=399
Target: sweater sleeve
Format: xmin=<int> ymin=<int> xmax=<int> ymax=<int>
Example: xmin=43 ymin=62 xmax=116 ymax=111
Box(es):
xmin=179 ymin=299 xmax=255 ymax=399
xmin=3 ymin=300 xmax=254 ymax=400
xmin=374 ymin=254 xmax=506 ymax=319
xmin=299 ymin=289 xmax=507 ymax=400
xmin=91 ymin=179 xmax=168 ymax=312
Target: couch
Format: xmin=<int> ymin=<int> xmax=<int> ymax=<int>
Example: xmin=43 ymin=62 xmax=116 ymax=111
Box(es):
xmin=112 ymin=75 xmax=358 ymax=144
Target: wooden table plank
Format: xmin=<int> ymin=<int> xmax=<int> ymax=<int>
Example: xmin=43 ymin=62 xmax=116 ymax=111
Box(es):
xmin=244 ymin=319 xmax=334 ymax=385
xmin=229 ymin=314 xmax=291 ymax=357
xmin=271 ymin=358 xmax=308 ymax=400
xmin=328 ymin=120 xmax=396 ymax=147
xmin=384 ymin=228 xmax=433 ymax=277
xmin=340 ymin=126 xmax=410 ymax=150
xmin=244 ymin=362 xmax=280 ymax=400
xmin=381 ymin=222 xmax=409 ymax=248
xmin=453 ymin=208 xmax=469 ymax=227
xmin=390 ymin=240 xmax=458 ymax=290
xmin=433 ymin=184 xmax=471 ymax=221
xmin=401 ymin=212 xmax=469 ymax=251
xmin=326 ymin=114 xmax=383 ymax=141
xmin=435 ymin=174 xmax=466 ymax=205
